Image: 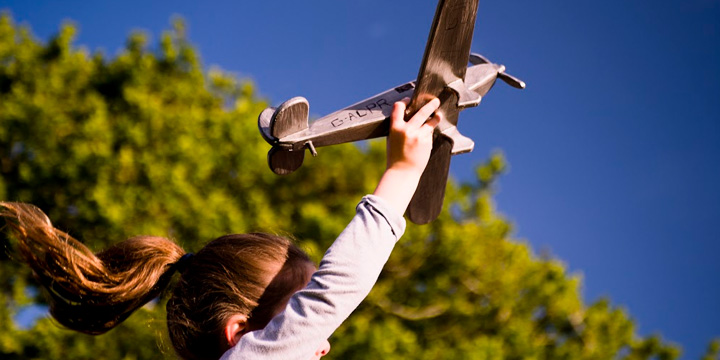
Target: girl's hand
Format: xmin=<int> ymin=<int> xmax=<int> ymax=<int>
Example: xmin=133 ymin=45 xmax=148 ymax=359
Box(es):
xmin=387 ymin=97 xmax=442 ymax=174
xmin=373 ymin=97 xmax=442 ymax=215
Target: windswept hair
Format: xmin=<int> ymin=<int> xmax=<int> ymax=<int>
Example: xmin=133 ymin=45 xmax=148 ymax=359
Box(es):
xmin=0 ymin=201 xmax=184 ymax=333
xmin=1 ymin=201 xmax=314 ymax=360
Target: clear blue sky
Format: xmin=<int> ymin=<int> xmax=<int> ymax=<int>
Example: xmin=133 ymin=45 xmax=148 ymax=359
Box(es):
xmin=3 ymin=0 xmax=719 ymax=358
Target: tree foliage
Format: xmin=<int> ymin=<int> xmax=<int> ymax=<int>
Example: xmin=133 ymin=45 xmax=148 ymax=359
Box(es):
xmin=0 ymin=13 xmax=684 ymax=359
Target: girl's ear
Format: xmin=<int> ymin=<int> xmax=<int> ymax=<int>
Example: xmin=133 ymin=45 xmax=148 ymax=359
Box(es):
xmin=224 ymin=314 xmax=248 ymax=347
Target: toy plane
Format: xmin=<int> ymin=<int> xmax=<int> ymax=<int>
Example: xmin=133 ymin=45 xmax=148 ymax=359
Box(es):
xmin=258 ymin=0 xmax=524 ymax=224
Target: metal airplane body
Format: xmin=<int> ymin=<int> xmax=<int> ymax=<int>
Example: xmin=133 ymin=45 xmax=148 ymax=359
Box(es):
xmin=258 ymin=0 xmax=524 ymax=224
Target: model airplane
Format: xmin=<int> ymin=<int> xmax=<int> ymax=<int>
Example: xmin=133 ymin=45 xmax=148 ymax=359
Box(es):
xmin=258 ymin=0 xmax=524 ymax=224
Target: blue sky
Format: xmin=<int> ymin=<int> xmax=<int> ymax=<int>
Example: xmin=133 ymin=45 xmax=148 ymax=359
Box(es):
xmin=3 ymin=0 xmax=719 ymax=358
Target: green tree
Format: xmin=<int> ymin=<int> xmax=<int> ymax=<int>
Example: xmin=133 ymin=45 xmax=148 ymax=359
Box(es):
xmin=0 ymin=13 xmax=686 ymax=359
xmin=702 ymin=339 xmax=720 ymax=360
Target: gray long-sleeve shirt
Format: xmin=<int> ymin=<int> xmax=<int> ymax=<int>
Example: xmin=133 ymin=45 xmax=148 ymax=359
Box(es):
xmin=221 ymin=195 xmax=406 ymax=360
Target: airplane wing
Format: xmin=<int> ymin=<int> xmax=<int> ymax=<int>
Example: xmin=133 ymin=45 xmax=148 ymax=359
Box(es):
xmin=405 ymin=0 xmax=479 ymax=224
xmin=406 ymin=128 xmax=454 ymax=224
xmin=407 ymin=0 xmax=480 ymax=117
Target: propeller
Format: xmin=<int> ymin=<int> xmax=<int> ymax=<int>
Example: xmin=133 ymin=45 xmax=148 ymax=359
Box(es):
xmin=469 ymin=53 xmax=526 ymax=89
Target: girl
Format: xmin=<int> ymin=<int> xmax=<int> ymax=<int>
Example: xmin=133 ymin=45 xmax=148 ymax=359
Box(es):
xmin=1 ymin=97 xmax=442 ymax=360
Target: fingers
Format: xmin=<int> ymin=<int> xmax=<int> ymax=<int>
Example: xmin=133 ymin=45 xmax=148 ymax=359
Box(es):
xmin=407 ymin=98 xmax=441 ymax=128
xmin=423 ymin=111 xmax=442 ymax=130
xmin=391 ymin=98 xmax=410 ymax=128
xmin=392 ymin=97 xmax=442 ymax=136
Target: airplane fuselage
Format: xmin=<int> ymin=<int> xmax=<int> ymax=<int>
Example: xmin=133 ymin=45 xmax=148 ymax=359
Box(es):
xmin=270 ymin=62 xmax=506 ymax=152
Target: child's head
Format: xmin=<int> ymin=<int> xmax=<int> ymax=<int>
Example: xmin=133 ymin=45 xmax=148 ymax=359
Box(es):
xmin=167 ymin=233 xmax=316 ymax=359
xmin=0 ymin=202 xmax=320 ymax=360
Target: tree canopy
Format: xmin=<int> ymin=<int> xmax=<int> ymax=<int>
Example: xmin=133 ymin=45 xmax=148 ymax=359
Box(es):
xmin=0 ymin=14 xmax=688 ymax=359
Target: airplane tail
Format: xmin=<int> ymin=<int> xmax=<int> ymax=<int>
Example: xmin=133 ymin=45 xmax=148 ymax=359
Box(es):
xmin=258 ymin=97 xmax=310 ymax=142
xmin=258 ymin=97 xmax=310 ymax=175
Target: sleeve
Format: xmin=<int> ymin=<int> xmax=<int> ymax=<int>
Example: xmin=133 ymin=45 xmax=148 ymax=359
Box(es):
xmin=221 ymin=195 xmax=406 ymax=360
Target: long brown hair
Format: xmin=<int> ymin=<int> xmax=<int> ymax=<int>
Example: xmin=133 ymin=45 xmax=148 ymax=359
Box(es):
xmin=1 ymin=202 xmax=314 ymax=360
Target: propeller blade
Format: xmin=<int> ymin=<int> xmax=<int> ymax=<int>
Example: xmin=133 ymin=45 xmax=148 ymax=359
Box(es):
xmin=498 ymin=72 xmax=526 ymax=89
xmin=469 ymin=53 xmax=490 ymax=65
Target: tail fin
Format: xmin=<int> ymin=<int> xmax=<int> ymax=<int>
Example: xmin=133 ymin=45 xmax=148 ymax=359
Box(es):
xmin=258 ymin=96 xmax=310 ymax=142
xmin=258 ymin=97 xmax=311 ymax=175
xmin=267 ymin=146 xmax=304 ymax=175
xmin=272 ymin=96 xmax=309 ymax=139
xmin=258 ymin=107 xmax=277 ymax=143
